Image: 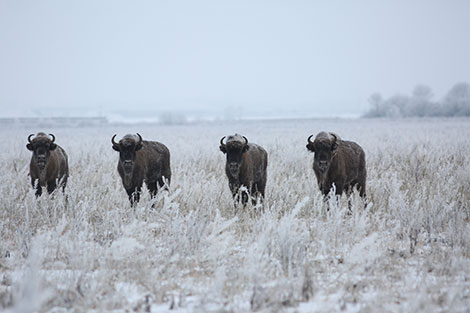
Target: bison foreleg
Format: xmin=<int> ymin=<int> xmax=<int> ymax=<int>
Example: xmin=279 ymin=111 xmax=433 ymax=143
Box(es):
xmin=47 ymin=180 xmax=57 ymax=194
xmin=241 ymin=192 xmax=249 ymax=205
xmin=31 ymin=179 xmax=42 ymax=197
xmin=127 ymin=187 xmax=142 ymax=206
xmin=334 ymin=183 xmax=344 ymax=195
xmin=59 ymin=177 xmax=68 ymax=193
xmin=35 ymin=185 xmax=43 ymax=197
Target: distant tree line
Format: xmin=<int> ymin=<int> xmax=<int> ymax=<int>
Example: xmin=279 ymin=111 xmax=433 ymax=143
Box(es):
xmin=363 ymin=82 xmax=470 ymax=118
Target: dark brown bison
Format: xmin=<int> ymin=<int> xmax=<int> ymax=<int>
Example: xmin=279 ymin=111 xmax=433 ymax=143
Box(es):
xmin=26 ymin=132 xmax=69 ymax=197
xmin=306 ymin=131 xmax=366 ymax=198
xmin=112 ymin=133 xmax=171 ymax=205
xmin=219 ymin=134 xmax=268 ymax=205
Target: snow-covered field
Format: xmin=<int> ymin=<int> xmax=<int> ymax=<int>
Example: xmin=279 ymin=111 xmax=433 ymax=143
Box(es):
xmin=1 ymin=118 xmax=469 ymax=313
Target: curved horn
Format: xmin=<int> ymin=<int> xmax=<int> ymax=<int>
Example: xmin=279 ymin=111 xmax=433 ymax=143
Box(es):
xmin=242 ymin=136 xmax=248 ymax=145
xmin=307 ymin=134 xmax=314 ymax=144
xmin=136 ymin=133 xmax=143 ymax=145
xmin=219 ymin=136 xmax=226 ymax=147
xmin=330 ymin=133 xmax=338 ymax=142
xmin=28 ymin=134 xmax=35 ymax=143
xmin=111 ymin=134 xmax=119 ymax=146
xmin=49 ymin=133 xmax=55 ymax=143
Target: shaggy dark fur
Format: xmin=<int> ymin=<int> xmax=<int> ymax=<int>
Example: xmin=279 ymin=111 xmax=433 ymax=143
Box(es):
xmin=306 ymin=132 xmax=366 ymax=198
xmin=219 ymin=134 xmax=268 ymax=205
xmin=112 ymin=133 xmax=171 ymax=205
xmin=26 ymin=132 xmax=69 ymax=197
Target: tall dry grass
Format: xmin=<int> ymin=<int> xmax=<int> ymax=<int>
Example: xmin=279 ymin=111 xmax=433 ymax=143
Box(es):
xmin=0 ymin=118 xmax=469 ymax=312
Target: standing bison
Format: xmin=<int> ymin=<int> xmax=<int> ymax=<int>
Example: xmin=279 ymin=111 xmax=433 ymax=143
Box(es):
xmin=219 ymin=134 xmax=268 ymax=205
xmin=306 ymin=132 xmax=366 ymax=198
xmin=112 ymin=133 xmax=171 ymax=205
xmin=26 ymin=132 xmax=69 ymax=197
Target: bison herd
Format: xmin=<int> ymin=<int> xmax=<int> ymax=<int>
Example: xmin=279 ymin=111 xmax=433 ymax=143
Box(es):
xmin=26 ymin=131 xmax=367 ymax=206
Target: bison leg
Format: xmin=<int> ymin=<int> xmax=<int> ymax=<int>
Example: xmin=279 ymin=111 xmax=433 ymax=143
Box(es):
xmin=255 ymin=181 xmax=266 ymax=198
xmin=157 ymin=176 xmax=170 ymax=191
xmin=334 ymin=183 xmax=344 ymax=195
xmin=31 ymin=178 xmax=42 ymax=197
xmin=126 ymin=187 xmax=141 ymax=206
xmin=147 ymin=176 xmax=169 ymax=197
xmin=358 ymin=181 xmax=366 ymax=198
xmin=35 ymin=185 xmax=43 ymax=197
xmin=241 ymin=192 xmax=249 ymax=205
xmin=250 ymin=183 xmax=264 ymax=205
xmin=229 ymin=183 xmax=239 ymax=198
xmin=147 ymin=181 xmax=158 ymax=198
xmin=348 ymin=179 xmax=366 ymax=198
xmin=321 ymin=183 xmax=341 ymax=211
xmin=229 ymin=183 xmax=242 ymax=207
xmin=59 ymin=176 xmax=68 ymax=193
xmin=47 ymin=180 xmax=57 ymax=194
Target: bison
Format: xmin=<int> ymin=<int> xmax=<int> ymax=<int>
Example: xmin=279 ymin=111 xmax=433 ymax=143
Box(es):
xmin=112 ymin=133 xmax=171 ymax=205
xmin=26 ymin=132 xmax=69 ymax=197
xmin=306 ymin=131 xmax=366 ymax=198
xmin=219 ymin=134 xmax=268 ymax=205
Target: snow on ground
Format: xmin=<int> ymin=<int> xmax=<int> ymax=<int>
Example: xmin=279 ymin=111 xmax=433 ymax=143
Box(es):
xmin=0 ymin=118 xmax=469 ymax=312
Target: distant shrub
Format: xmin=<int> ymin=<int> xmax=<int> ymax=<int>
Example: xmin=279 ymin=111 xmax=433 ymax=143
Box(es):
xmin=364 ymin=82 xmax=470 ymax=118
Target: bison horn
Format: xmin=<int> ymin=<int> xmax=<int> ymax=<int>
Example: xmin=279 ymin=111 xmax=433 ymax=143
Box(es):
xmin=331 ymin=133 xmax=338 ymax=142
xmin=242 ymin=136 xmax=248 ymax=145
xmin=307 ymin=134 xmax=314 ymax=144
xmin=136 ymin=133 xmax=143 ymax=145
xmin=49 ymin=133 xmax=55 ymax=143
xmin=28 ymin=134 xmax=35 ymax=143
xmin=219 ymin=136 xmax=226 ymax=147
xmin=111 ymin=134 xmax=119 ymax=146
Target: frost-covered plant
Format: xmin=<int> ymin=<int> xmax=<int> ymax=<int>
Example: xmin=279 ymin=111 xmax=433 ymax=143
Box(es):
xmin=0 ymin=118 xmax=469 ymax=312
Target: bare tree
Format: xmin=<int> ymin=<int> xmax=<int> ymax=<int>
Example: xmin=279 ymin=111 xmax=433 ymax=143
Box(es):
xmin=364 ymin=82 xmax=469 ymax=118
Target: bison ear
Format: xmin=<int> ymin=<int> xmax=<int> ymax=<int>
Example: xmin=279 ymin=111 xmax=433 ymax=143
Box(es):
xmin=112 ymin=145 xmax=120 ymax=152
xmin=26 ymin=144 xmax=33 ymax=151
xmin=331 ymin=142 xmax=338 ymax=152
xmin=306 ymin=143 xmax=315 ymax=152
xmin=135 ymin=143 xmax=143 ymax=151
xmin=242 ymin=145 xmax=249 ymax=153
xmin=219 ymin=145 xmax=226 ymax=154
xmin=49 ymin=143 xmax=57 ymax=150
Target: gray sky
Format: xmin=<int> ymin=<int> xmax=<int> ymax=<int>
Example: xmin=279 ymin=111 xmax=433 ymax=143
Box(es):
xmin=1 ymin=0 xmax=469 ymax=118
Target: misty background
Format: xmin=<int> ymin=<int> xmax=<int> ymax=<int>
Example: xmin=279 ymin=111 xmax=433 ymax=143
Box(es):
xmin=1 ymin=0 xmax=469 ymax=123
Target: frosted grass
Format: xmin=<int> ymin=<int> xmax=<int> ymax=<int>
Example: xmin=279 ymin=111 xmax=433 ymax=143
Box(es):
xmin=0 ymin=118 xmax=469 ymax=312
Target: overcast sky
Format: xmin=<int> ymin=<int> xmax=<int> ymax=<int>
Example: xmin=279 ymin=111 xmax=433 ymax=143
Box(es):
xmin=0 ymin=0 xmax=469 ymax=118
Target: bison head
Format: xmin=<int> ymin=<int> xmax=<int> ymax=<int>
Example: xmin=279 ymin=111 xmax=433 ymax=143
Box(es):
xmin=219 ymin=134 xmax=249 ymax=178
xmin=306 ymin=132 xmax=339 ymax=174
xmin=112 ymin=133 xmax=143 ymax=174
xmin=26 ymin=133 xmax=57 ymax=170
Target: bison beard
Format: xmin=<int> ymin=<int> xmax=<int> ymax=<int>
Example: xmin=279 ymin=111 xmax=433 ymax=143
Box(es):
xmin=112 ymin=133 xmax=171 ymax=206
xmin=306 ymin=132 xmax=366 ymax=199
xmin=220 ymin=134 xmax=268 ymax=206
xmin=27 ymin=133 xmax=69 ymax=197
